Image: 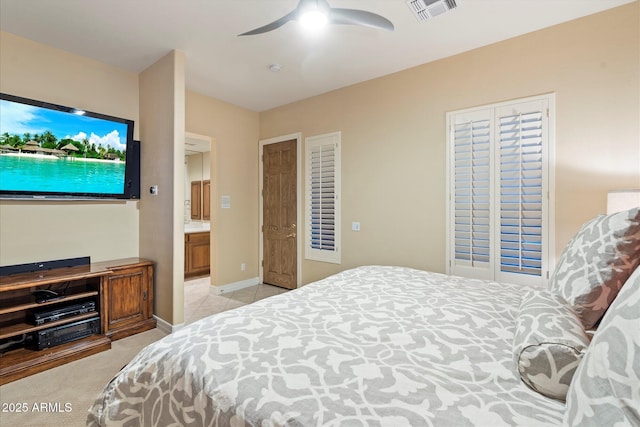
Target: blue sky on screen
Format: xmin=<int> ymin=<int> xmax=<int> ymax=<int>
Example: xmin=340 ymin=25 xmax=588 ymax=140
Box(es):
xmin=0 ymin=99 xmax=127 ymax=151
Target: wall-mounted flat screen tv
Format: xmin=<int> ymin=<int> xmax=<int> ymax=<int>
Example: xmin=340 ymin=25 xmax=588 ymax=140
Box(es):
xmin=0 ymin=93 xmax=138 ymax=200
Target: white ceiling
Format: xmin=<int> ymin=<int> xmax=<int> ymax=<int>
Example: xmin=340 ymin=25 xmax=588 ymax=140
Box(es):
xmin=0 ymin=0 xmax=634 ymax=112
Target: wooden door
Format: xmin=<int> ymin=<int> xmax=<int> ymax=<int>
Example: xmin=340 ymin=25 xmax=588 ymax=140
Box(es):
xmin=191 ymin=181 xmax=202 ymax=220
xmin=263 ymin=140 xmax=297 ymax=289
xmin=202 ymin=180 xmax=211 ymax=220
xmin=106 ymin=266 xmax=149 ymax=334
xmin=185 ymin=232 xmax=210 ymax=277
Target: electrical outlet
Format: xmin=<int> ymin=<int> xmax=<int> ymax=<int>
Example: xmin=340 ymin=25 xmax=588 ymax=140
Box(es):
xmin=352 ymin=222 xmax=361 ymax=231
xmin=241 ymin=263 xmax=246 ymax=271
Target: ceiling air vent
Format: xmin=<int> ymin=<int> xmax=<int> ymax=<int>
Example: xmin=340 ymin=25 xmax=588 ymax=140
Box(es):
xmin=407 ymin=0 xmax=458 ymax=22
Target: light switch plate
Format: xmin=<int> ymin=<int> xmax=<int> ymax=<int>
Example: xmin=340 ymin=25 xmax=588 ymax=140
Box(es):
xmin=221 ymin=195 xmax=231 ymax=209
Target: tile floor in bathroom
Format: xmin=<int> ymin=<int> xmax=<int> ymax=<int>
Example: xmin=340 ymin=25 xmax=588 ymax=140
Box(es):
xmin=183 ymin=276 xmax=290 ymax=324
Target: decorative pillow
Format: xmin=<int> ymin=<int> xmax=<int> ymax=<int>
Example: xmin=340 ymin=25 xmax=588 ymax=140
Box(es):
xmin=549 ymin=207 xmax=640 ymax=329
xmin=513 ymin=290 xmax=590 ymax=402
xmin=564 ymin=261 xmax=640 ymax=426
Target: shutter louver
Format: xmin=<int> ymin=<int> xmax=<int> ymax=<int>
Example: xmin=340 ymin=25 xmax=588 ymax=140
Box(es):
xmin=453 ymin=118 xmax=491 ymax=269
xmin=310 ymin=144 xmax=336 ymax=251
xmin=498 ymin=110 xmax=543 ymax=277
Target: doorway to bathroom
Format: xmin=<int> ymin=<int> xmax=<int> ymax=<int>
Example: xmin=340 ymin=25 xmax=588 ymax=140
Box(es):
xmin=184 ymin=132 xmax=213 ymax=323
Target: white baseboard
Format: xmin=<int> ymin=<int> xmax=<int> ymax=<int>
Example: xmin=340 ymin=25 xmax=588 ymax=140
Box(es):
xmin=213 ymin=276 xmax=260 ymax=295
xmin=153 ymin=276 xmax=259 ymax=332
xmin=154 ymin=314 xmax=184 ymax=334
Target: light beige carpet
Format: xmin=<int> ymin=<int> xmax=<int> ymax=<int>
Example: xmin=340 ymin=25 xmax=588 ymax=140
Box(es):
xmin=0 ymin=328 xmax=166 ymax=427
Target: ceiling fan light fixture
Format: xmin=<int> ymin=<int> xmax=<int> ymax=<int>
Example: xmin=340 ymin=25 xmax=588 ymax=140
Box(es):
xmin=299 ymin=10 xmax=328 ymax=30
xmin=238 ymin=0 xmax=393 ymax=36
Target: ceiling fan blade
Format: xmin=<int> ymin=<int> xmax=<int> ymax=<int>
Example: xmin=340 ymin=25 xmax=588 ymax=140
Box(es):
xmin=238 ymin=11 xmax=297 ymax=36
xmin=329 ymin=8 xmax=394 ymax=31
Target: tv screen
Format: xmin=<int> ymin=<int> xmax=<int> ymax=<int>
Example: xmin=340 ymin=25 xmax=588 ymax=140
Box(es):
xmin=0 ymin=93 xmax=137 ymax=200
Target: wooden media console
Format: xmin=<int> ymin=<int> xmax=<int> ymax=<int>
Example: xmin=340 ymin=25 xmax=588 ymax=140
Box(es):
xmin=0 ymin=258 xmax=155 ymax=385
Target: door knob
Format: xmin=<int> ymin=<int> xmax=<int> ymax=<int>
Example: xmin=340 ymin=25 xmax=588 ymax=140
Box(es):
xmin=286 ymin=233 xmax=297 ymax=238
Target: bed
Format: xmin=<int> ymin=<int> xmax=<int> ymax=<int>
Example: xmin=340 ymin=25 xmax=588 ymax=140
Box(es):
xmin=87 ymin=207 xmax=640 ymax=427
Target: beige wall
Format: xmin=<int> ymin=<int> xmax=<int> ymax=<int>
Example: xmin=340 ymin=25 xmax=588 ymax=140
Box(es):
xmin=0 ymin=31 xmax=140 ymax=265
xmin=260 ymin=3 xmax=640 ymax=284
xmin=139 ymin=50 xmax=186 ymax=325
xmin=185 ymin=91 xmax=260 ymax=286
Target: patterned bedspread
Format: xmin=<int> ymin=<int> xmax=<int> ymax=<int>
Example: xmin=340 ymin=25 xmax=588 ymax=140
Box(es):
xmin=87 ymin=266 xmax=565 ymax=426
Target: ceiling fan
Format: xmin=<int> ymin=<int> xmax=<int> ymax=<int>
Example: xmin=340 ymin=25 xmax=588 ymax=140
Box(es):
xmin=238 ymin=0 xmax=394 ymax=36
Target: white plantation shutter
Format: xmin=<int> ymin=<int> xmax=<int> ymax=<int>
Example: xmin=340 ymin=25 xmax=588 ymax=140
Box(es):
xmin=498 ymin=103 xmax=545 ymax=282
xmin=447 ymin=95 xmax=552 ymax=287
xmin=310 ymin=145 xmax=335 ymax=250
xmin=451 ymin=110 xmax=493 ymax=280
xmin=305 ymin=132 xmax=341 ymax=264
